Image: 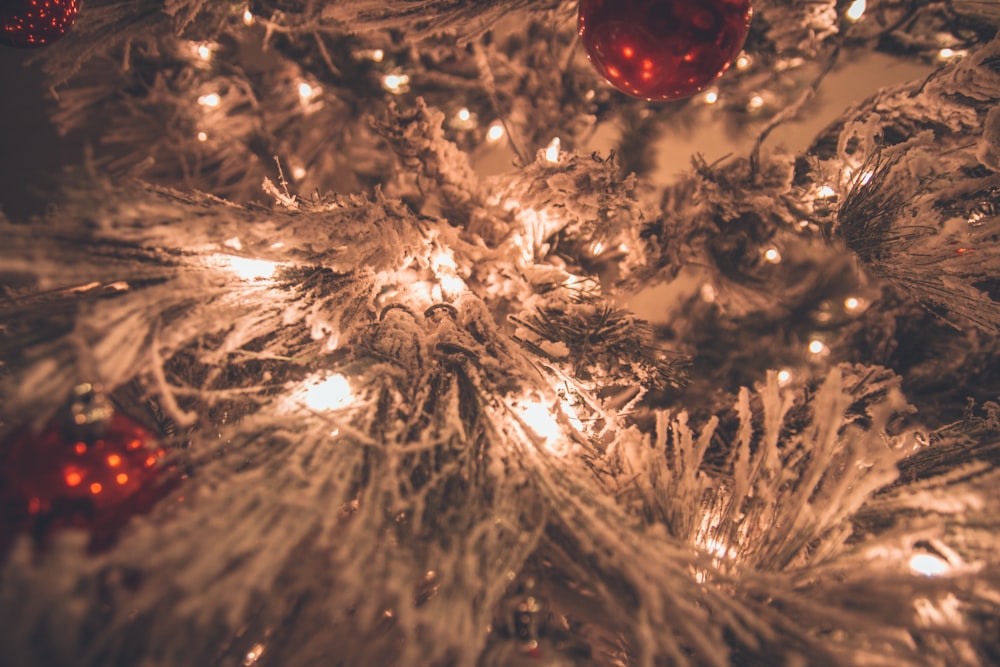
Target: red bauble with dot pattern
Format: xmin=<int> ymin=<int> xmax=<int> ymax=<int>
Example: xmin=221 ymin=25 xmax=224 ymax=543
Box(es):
xmin=1 ymin=395 xmax=170 ymax=553
xmin=578 ymin=0 xmax=752 ymax=101
xmin=0 ymin=0 xmax=80 ymax=48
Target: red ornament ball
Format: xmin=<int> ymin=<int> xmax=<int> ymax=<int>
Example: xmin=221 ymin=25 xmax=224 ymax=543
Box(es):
xmin=578 ymin=0 xmax=752 ymax=101
xmin=0 ymin=0 xmax=80 ymax=48
xmin=1 ymin=403 xmax=169 ymax=552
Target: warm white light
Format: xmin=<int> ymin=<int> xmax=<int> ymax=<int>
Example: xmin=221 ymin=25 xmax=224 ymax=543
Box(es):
xmin=703 ymin=88 xmax=719 ymax=104
xmin=844 ymin=296 xmax=861 ymax=311
xmin=808 ymin=339 xmax=827 ymax=355
xmin=457 ymin=108 xmax=471 ymax=122
xmin=196 ymin=43 xmax=212 ymax=61
xmin=372 ymin=49 xmax=385 ymax=62
xmin=298 ymin=374 xmax=353 ymax=412
xmin=845 ymin=0 xmax=866 ymax=21
xmin=487 ymin=121 xmax=505 ymax=143
xmin=298 ymin=81 xmax=315 ymax=101
xmin=938 ymin=48 xmax=955 ymax=60
xmin=198 ymin=92 xmax=221 ymax=108
xmin=242 ymin=9 xmax=254 ymax=26
xmin=520 ymin=401 xmax=561 ymax=442
xmin=764 ymin=247 xmax=781 ymax=264
xmin=292 ymin=166 xmax=307 ymax=181
xmin=746 ymin=94 xmax=764 ymax=111
xmin=243 ymin=643 xmax=265 ymax=666
xmin=197 ymin=131 xmax=208 ymax=142
xmin=777 ymin=369 xmax=792 ymax=386
xmin=585 ymin=89 xmax=596 ymax=100
xmin=544 ymin=137 xmax=561 ymax=163
xmin=382 ymin=73 xmax=409 ymax=93
xmin=735 ymin=53 xmax=751 ymax=70
xmin=816 ymin=185 xmax=836 ymax=199
xmin=910 ymin=553 xmax=950 ymax=577
xmin=210 ymin=255 xmax=280 ymax=281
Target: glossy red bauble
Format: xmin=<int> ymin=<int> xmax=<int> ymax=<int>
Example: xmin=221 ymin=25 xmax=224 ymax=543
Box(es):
xmin=1 ymin=407 xmax=169 ymax=552
xmin=578 ymin=0 xmax=752 ymax=101
xmin=0 ymin=0 xmax=80 ymax=48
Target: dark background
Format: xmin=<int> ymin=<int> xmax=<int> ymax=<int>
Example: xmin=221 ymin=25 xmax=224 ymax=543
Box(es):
xmin=0 ymin=49 xmax=84 ymax=221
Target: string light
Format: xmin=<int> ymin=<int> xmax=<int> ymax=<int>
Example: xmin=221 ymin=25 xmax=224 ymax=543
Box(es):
xmin=702 ymin=87 xmax=719 ymax=104
xmin=937 ymin=48 xmax=966 ymax=61
xmin=808 ymin=339 xmax=828 ymax=355
xmin=291 ymin=166 xmax=307 ymax=181
xmin=763 ymin=247 xmax=781 ymax=264
xmin=198 ymin=92 xmax=221 ymax=108
xmin=735 ymin=53 xmax=752 ymax=70
xmin=296 ymin=373 xmax=354 ymax=412
xmin=298 ymin=81 xmax=315 ymax=102
xmin=197 ymin=131 xmax=208 ymax=142
xmin=844 ymin=296 xmax=862 ymax=312
xmin=777 ymin=369 xmax=793 ymax=386
xmin=816 ymin=185 xmax=836 ymax=199
xmin=207 ymin=254 xmax=280 ymax=280
xmin=909 ymin=553 xmax=950 ymax=577
xmin=382 ymin=73 xmax=410 ymax=94
xmin=486 ymin=121 xmax=506 ymax=143
xmin=746 ymin=94 xmax=764 ymax=112
xmin=845 ymin=0 xmax=866 ymax=22
xmin=243 ymin=643 xmax=265 ymax=666
xmin=242 ymin=8 xmax=254 ymax=26
xmin=544 ymin=137 xmax=561 ymax=163
xmin=196 ymin=43 xmax=213 ymax=61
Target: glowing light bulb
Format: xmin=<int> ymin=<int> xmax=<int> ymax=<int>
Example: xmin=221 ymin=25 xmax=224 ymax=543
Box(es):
xmin=844 ymin=296 xmax=861 ymax=311
xmin=298 ymin=81 xmax=315 ymax=101
xmin=735 ymin=53 xmax=752 ymax=70
xmin=297 ymin=374 xmax=353 ymax=412
xmin=520 ymin=401 xmax=561 ymax=442
xmin=208 ymin=254 xmax=280 ymax=280
xmin=196 ymin=43 xmax=212 ymax=61
xmin=746 ymin=94 xmax=764 ymax=111
xmin=808 ymin=339 xmax=827 ymax=355
xmin=487 ymin=121 xmax=505 ymax=143
xmin=910 ymin=553 xmax=950 ymax=577
xmin=197 ymin=131 xmax=208 ymax=142
xmin=544 ymin=137 xmax=561 ymax=163
xmin=845 ymin=0 xmax=866 ymax=21
xmin=703 ymin=88 xmax=719 ymax=104
xmin=382 ymin=73 xmax=409 ymax=94
xmin=291 ymin=166 xmax=307 ymax=181
xmin=198 ymin=92 xmax=221 ymax=108
xmin=816 ymin=185 xmax=836 ymax=199
xmin=243 ymin=643 xmax=265 ymax=666
xmin=764 ymin=247 xmax=781 ymax=264
xmin=372 ymin=49 xmax=385 ymax=62
xmin=777 ymin=369 xmax=792 ymax=386
xmin=938 ymin=48 xmax=954 ymax=60
xmin=457 ymin=108 xmax=471 ymax=122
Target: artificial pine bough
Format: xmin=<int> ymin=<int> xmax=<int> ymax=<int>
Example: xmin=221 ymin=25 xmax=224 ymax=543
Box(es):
xmin=1 ymin=1 xmax=1000 ymax=666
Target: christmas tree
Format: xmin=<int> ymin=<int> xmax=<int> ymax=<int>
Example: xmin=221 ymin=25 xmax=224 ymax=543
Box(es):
xmin=1 ymin=1 xmax=999 ymax=665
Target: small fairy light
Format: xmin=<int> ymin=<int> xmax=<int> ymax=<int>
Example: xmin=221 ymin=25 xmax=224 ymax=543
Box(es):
xmin=777 ymin=368 xmax=793 ymax=387
xmin=702 ymin=87 xmax=719 ymax=104
xmin=735 ymin=53 xmax=752 ymax=70
xmin=746 ymin=93 xmax=764 ymax=112
xmin=372 ymin=49 xmax=384 ymax=62
xmin=298 ymin=373 xmax=354 ymax=412
xmin=545 ymin=137 xmax=561 ymax=163
xmin=816 ymin=185 xmax=837 ymax=199
xmin=845 ymin=0 xmax=866 ymax=21
xmin=457 ymin=107 xmax=471 ymax=122
xmin=243 ymin=643 xmax=265 ymax=666
xmin=209 ymin=254 xmax=280 ymax=281
xmin=196 ymin=43 xmax=213 ymax=61
xmin=242 ymin=8 xmax=255 ymax=26
xmin=298 ymin=81 xmax=315 ymax=102
xmin=937 ymin=47 xmax=966 ymax=61
xmin=808 ymin=339 xmax=828 ymax=355
xmin=520 ymin=400 xmax=561 ymax=442
xmin=198 ymin=92 xmax=221 ymax=108
xmin=763 ymin=247 xmax=781 ymax=264
xmin=844 ymin=296 xmax=862 ymax=312
xmin=486 ymin=121 xmax=506 ymax=143
xmin=909 ymin=553 xmax=950 ymax=577
xmin=197 ymin=131 xmax=208 ymax=142
xmin=382 ymin=73 xmax=410 ymax=94
xmin=291 ymin=165 xmax=307 ymax=181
